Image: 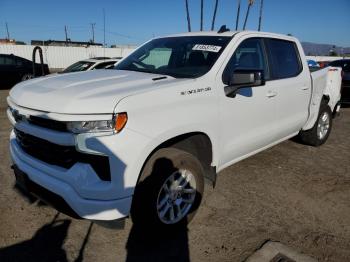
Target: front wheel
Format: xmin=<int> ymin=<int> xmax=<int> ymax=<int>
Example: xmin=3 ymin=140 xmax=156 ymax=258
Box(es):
xmin=299 ymin=101 xmax=333 ymax=146
xmin=131 ymin=148 xmax=204 ymax=229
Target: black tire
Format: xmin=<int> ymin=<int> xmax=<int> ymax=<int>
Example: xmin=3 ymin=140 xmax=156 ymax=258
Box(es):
xmin=130 ymin=148 xmax=204 ymax=229
xmin=21 ymin=74 xmax=34 ymax=81
xmin=299 ymin=101 xmax=333 ymax=146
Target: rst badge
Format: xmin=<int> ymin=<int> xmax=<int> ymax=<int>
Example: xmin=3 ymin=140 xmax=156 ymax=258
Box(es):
xmin=180 ymin=87 xmax=211 ymax=96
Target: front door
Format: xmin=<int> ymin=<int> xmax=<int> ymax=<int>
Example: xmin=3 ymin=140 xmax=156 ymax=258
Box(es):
xmin=217 ymin=37 xmax=279 ymax=168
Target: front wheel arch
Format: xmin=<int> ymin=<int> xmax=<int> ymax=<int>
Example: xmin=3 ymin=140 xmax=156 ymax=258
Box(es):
xmin=138 ymin=132 xmax=216 ymax=187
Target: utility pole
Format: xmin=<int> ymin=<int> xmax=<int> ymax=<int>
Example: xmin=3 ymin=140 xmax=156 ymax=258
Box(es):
xmin=200 ymin=0 xmax=204 ymax=31
xmin=258 ymin=0 xmax=264 ymax=31
xmin=243 ymin=0 xmax=254 ymax=30
xmin=5 ymin=22 xmax=10 ymax=40
xmin=64 ymin=25 xmax=68 ymax=43
xmin=235 ymin=0 xmax=241 ymax=30
xmin=211 ymin=0 xmax=219 ymax=30
xmin=103 ymin=8 xmax=106 ymax=57
xmin=90 ymin=23 xmax=96 ymax=43
xmin=185 ymin=0 xmax=191 ymax=32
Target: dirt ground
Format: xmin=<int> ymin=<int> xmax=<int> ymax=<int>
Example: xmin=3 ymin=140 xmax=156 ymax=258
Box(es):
xmin=0 ymin=88 xmax=349 ymax=262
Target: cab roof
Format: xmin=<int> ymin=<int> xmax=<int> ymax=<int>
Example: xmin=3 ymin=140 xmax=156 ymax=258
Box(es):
xmin=161 ymin=30 xmax=298 ymax=43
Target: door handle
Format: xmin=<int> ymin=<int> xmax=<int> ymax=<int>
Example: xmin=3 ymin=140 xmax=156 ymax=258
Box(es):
xmin=266 ymin=90 xmax=277 ymax=98
xmin=301 ymin=86 xmax=309 ymax=90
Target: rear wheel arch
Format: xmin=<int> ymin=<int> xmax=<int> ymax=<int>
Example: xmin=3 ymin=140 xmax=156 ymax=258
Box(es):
xmin=298 ymin=98 xmax=332 ymax=146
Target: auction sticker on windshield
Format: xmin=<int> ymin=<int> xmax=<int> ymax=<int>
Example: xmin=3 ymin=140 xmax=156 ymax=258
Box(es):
xmin=192 ymin=44 xmax=222 ymax=52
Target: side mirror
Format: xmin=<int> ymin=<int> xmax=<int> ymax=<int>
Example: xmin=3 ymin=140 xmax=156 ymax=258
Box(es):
xmin=224 ymin=69 xmax=265 ymax=97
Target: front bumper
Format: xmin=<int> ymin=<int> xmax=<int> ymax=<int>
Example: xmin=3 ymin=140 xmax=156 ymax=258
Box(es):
xmin=10 ymin=139 xmax=132 ymax=220
xmin=7 ymin=100 xmax=153 ymax=221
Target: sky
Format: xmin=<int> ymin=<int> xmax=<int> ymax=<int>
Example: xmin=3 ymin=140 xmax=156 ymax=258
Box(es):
xmin=1 ymin=0 xmax=350 ymax=47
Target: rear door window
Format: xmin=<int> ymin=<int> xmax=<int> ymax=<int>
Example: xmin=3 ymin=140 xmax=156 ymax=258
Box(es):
xmin=265 ymin=39 xmax=302 ymax=79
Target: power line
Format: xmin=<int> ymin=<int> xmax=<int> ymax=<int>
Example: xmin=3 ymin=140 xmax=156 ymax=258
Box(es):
xmin=95 ymin=27 xmax=145 ymax=40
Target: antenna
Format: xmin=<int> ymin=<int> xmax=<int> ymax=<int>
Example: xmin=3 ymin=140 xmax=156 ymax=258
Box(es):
xmin=90 ymin=23 xmax=96 ymax=43
xmin=235 ymin=0 xmax=241 ymax=30
xmin=185 ymin=0 xmax=191 ymax=32
xmin=218 ymin=25 xmax=230 ymax=33
xmin=211 ymin=0 xmax=219 ymax=30
xmin=258 ymin=0 xmax=264 ymax=31
xmin=200 ymin=0 xmax=204 ymax=31
xmin=5 ymin=22 xmax=10 ymax=40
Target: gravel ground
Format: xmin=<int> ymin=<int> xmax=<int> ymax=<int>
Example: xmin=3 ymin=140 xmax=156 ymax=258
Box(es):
xmin=0 ymin=88 xmax=349 ymax=262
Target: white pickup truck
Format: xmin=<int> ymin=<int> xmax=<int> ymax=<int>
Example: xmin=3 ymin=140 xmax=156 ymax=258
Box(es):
xmin=7 ymin=30 xmax=342 ymax=228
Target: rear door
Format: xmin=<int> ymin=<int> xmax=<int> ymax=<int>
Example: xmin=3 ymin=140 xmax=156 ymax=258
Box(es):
xmin=264 ymin=38 xmax=310 ymax=138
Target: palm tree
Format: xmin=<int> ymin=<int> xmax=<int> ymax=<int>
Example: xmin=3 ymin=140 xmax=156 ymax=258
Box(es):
xmin=185 ymin=0 xmax=191 ymax=32
xmin=243 ymin=0 xmax=254 ymax=30
xmin=200 ymin=0 xmax=204 ymax=31
xmin=235 ymin=0 xmax=241 ymax=30
xmin=258 ymin=0 xmax=264 ymax=31
xmin=211 ymin=0 xmax=219 ymax=30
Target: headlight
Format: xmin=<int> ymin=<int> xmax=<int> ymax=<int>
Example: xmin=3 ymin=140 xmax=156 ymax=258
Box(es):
xmin=66 ymin=112 xmax=128 ymax=134
xmin=67 ymin=120 xmax=114 ymax=133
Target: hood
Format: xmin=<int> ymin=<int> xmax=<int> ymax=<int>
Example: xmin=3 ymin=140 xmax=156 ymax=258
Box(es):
xmin=10 ymin=70 xmax=185 ymax=114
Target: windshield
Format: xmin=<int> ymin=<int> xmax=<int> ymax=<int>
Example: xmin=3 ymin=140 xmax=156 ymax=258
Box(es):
xmin=115 ymin=36 xmax=231 ymax=78
xmin=62 ymin=61 xmax=94 ymax=73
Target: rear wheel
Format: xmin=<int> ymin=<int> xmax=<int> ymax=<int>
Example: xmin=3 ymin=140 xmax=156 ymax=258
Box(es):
xmin=299 ymin=101 xmax=332 ymax=146
xmin=131 ymin=148 xmax=204 ymax=229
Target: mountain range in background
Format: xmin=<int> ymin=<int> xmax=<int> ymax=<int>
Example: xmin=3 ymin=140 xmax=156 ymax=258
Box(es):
xmin=302 ymin=42 xmax=350 ymax=56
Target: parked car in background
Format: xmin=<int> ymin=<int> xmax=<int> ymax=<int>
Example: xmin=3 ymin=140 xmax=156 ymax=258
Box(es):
xmin=0 ymin=54 xmax=49 ymax=89
xmin=307 ymin=59 xmax=321 ymax=72
xmin=318 ymin=61 xmax=329 ymax=68
xmin=307 ymin=59 xmax=320 ymax=67
xmin=60 ymin=57 xmax=121 ymax=74
xmin=328 ymin=59 xmax=350 ymax=104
